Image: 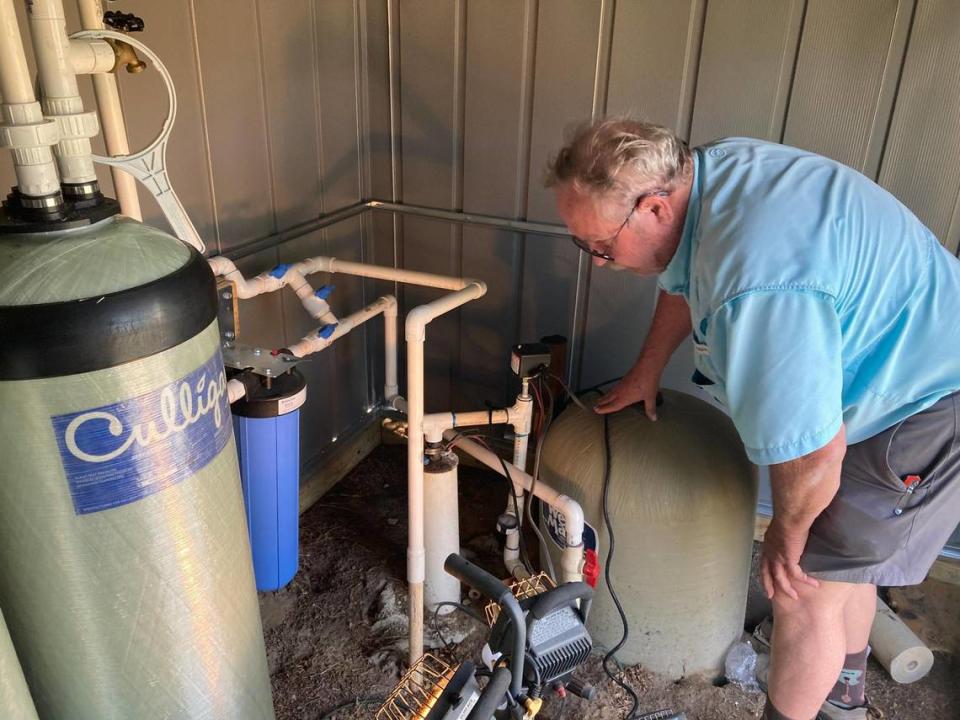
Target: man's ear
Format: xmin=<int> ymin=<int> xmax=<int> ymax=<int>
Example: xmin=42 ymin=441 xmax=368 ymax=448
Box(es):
xmin=648 ymin=195 xmax=674 ymax=225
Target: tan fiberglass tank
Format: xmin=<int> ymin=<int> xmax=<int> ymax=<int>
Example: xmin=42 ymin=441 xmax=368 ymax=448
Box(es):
xmin=539 ymin=389 xmax=757 ymax=678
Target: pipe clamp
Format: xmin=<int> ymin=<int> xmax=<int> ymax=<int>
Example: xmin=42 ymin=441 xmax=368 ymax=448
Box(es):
xmin=0 ymin=117 xmax=59 ymax=149
xmin=51 ymin=110 xmax=99 ymax=140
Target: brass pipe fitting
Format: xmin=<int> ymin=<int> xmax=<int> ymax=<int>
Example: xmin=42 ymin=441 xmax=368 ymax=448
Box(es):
xmin=107 ymin=38 xmax=146 ymax=74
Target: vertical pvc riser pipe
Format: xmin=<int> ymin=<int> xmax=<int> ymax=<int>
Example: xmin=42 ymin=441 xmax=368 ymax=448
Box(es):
xmin=384 ymin=301 xmax=399 ymax=402
xmin=505 ymin=382 xmax=533 ymax=577
xmin=404 ymin=282 xmax=486 ymax=666
xmin=0 ymin=0 xmax=60 ymax=197
xmin=27 ymin=0 xmax=98 ymax=185
xmin=76 ymin=0 xmax=142 ymax=219
xmin=406 ymin=335 xmax=426 ymax=666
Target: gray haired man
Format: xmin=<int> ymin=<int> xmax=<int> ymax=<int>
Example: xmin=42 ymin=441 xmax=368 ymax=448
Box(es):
xmin=549 ymin=118 xmax=960 ymax=720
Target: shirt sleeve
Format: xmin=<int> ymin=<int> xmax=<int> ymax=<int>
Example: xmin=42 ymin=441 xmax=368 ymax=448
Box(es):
xmin=707 ymin=290 xmax=843 ymax=465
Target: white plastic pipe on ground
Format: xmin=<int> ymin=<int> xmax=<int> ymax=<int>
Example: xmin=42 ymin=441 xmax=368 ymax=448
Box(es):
xmin=871 ymin=596 xmax=934 ymax=684
xmin=0 ymin=0 xmax=61 ymax=197
xmin=26 ymin=0 xmax=99 ymax=184
xmin=444 ymin=431 xmax=585 ymax=586
xmin=76 ymin=0 xmax=142 ymax=219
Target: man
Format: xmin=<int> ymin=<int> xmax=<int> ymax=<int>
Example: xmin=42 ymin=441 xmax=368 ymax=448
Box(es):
xmin=548 ymin=118 xmax=960 ymax=720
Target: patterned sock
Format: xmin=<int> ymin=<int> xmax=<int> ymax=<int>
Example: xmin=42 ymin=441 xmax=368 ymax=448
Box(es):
xmin=827 ymin=645 xmax=870 ymax=708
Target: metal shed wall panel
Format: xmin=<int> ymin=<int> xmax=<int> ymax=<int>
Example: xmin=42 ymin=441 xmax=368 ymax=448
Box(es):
xmin=606 ymin=0 xmax=705 ymax=137
xmin=520 ymin=1 xmax=601 ymax=357
xmin=193 ymin=0 xmax=275 ymax=251
xmin=259 ymin=0 xmax=325 ymax=230
xmin=781 ymin=0 xmax=910 ymax=175
xmin=879 ymin=0 xmax=960 ymax=254
xmin=458 ymin=0 xmax=532 ymax=406
xmin=688 ymin=0 xmax=804 ymax=146
xmin=581 ymin=0 xmax=705 ymax=392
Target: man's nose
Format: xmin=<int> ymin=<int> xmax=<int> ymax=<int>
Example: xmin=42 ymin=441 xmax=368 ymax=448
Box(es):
xmin=592 ymin=255 xmax=607 ymax=268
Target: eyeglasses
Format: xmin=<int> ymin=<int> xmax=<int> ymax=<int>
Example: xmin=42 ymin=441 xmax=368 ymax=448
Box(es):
xmin=570 ymin=190 xmax=670 ymax=262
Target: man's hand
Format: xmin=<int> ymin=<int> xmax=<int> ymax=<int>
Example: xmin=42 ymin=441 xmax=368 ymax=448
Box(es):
xmin=760 ymin=518 xmax=820 ymax=600
xmin=593 ymin=358 xmax=661 ymax=419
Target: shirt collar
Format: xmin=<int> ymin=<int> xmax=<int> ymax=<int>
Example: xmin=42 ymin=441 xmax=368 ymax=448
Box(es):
xmin=657 ymin=148 xmax=702 ymax=296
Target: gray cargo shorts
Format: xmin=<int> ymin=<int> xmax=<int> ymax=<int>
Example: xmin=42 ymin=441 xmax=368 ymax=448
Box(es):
xmin=800 ymin=392 xmax=960 ymax=586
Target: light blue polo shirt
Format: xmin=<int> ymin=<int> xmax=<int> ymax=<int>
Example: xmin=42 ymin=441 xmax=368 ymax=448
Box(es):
xmin=659 ymin=138 xmax=960 ymax=465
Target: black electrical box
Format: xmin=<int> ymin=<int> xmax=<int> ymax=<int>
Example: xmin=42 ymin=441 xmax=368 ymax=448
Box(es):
xmin=510 ymin=342 xmax=551 ymax=378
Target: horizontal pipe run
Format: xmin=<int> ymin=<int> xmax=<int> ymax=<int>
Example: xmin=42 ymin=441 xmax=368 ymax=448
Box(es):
xmin=422 ymin=394 xmax=532 ymax=444
xmin=366 ymin=200 xmax=573 ymax=238
xmin=223 ymin=200 xmax=570 ymax=262
xmin=223 ymin=202 xmax=370 ymax=260
xmin=288 ymin=295 xmax=395 ymax=358
xmin=296 ymin=255 xmax=473 ymax=292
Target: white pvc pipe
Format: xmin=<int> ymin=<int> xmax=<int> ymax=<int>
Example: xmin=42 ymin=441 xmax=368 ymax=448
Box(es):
xmin=76 ymin=0 xmax=142 ymax=219
xmin=208 ymin=252 xmax=487 ymax=664
xmin=445 ymin=432 xmax=585 ymax=585
xmin=384 ymin=297 xmax=399 ymax=403
xmin=0 ymin=0 xmax=61 ymax=197
xmin=296 ymin=256 xmax=474 ymax=291
xmin=406 ymin=329 xmax=427 ymax=665
xmin=68 ymin=37 xmax=114 ymax=74
xmin=406 ymin=282 xmax=487 ymax=665
xmin=423 ymin=458 xmax=461 ymax=613
xmin=226 ymin=378 xmax=247 ymax=405
xmin=422 ymin=387 xmax=533 ymax=578
xmin=27 ymin=0 xmax=98 ymax=184
xmin=0 ymin=2 xmax=33 ymax=103
xmin=287 ymin=296 xmax=393 ymax=359
xmin=506 ymin=381 xmax=533 ymax=577
xmin=871 ymin=596 xmax=935 ymax=684
xmin=208 ymin=256 xmax=284 ymax=298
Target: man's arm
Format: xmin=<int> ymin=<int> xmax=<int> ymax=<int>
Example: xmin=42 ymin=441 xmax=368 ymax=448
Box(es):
xmin=594 ymin=289 xmax=691 ymax=418
xmin=761 ymin=425 xmax=847 ymax=600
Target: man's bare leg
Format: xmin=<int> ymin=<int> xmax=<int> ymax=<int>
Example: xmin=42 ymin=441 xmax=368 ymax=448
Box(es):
xmin=767 ymin=580 xmax=859 ymax=718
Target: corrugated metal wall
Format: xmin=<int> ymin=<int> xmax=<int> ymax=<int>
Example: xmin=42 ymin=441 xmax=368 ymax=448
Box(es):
xmin=3 ymin=2 xmax=960 ymax=551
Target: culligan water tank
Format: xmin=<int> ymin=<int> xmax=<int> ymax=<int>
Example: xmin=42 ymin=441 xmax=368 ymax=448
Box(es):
xmin=539 ymin=390 xmax=757 ymax=678
xmin=0 ymin=607 xmax=39 ymax=720
xmin=0 ymin=214 xmax=275 ymax=719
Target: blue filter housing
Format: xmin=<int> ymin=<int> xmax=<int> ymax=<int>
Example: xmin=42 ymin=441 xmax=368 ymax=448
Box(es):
xmin=232 ymin=369 xmax=307 ymax=591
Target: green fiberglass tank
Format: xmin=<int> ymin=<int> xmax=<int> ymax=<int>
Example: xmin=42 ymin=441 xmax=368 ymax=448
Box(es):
xmin=0 ymin=607 xmax=39 ymax=720
xmin=0 ymin=215 xmax=275 ymax=719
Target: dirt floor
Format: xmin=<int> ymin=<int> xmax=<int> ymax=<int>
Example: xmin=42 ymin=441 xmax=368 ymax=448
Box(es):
xmin=260 ymin=445 xmax=960 ymax=719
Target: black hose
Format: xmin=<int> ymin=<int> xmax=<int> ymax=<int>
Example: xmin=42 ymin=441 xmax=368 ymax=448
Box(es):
xmin=600 ymin=413 xmax=641 ymax=719
xmin=432 ymin=600 xmax=486 ymax=654
xmin=466 ymin=666 xmax=512 ymax=720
